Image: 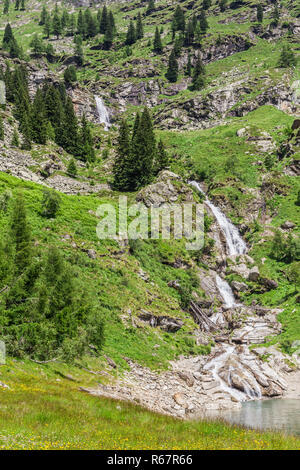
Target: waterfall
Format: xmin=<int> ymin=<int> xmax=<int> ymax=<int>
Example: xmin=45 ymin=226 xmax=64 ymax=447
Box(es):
xmin=215 ymin=274 xmax=236 ymax=309
xmin=95 ymin=96 xmax=110 ymax=131
xmin=189 ymin=181 xmax=247 ymax=256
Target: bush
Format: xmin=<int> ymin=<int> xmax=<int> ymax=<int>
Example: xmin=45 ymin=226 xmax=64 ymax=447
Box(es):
xmin=41 ymin=189 xmax=61 ymax=218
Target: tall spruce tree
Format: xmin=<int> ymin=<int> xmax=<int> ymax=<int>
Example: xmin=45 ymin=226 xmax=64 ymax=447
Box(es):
xmin=153 ymin=27 xmax=163 ymax=53
xmin=191 ymin=55 xmax=205 ymax=90
xmin=126 ymin=21 xmax=136 ymax=46
xmin=136 ymin=12 xmax=144 ymax=39
xmin=166 ymin=49 xmax=179 ymax=82
xmin=112 ymin=119 xmax=132 ymax=190
xmin=10 ymin=192 xmax=31 ymax=273
xmin=100 ymin=5 xmax=108 ymax=34
xmin=257 ymin=4 xmax=263 ymax=23
xmin=199 ymin=10 xmax=208 ymax=33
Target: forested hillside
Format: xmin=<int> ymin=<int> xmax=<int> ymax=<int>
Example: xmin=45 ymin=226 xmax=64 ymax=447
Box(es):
xmin=0 ymin=0 xmax=299 ymax=450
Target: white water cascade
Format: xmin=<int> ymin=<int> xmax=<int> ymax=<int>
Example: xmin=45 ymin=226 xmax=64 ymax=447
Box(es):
xmin=215 ymin=274 xmax=236 ymax=309
xmin=189 ymin=181 xmax=247 ymax=257
xmin=95 ymin=96 xmax=111 ymax=131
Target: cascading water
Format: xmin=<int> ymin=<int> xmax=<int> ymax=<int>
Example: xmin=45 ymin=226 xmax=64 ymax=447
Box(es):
xmin=95 ymin=96 xmax=111 ymax=131
xmin=215 ymin=274 xmax=236 ymax=309
xmin=189 ymin=181 xmax=264 ymax=401
xmin=189 ymin=181 xmax=247 ymax=256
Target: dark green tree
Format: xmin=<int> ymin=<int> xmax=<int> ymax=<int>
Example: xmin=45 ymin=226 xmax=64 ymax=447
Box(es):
xmin=126 ymin=21 xmax=136 ymax=46
xmin=67 ymin=158 xmax=77 ymax=177
xmin=52 ymin=12 xmax=62 ymax=39
xmin=278 ymin=45 xmax=296 ymax=67
xmin=257 ymin=4 xmax=263 ymax=23
xmin=199 ymin=10 xmax=209 ymax=33
xmin=112 ymin=119 xmax=132 ymax=190
xmin=99 ymin=5 xmax=108 ymax=34
xmin=64 ymin=66 xmax=77 ymax=85
xmin=191 ymin=55 xmax=206 ymax=90
xmin=10 ymin=192 xmax=31 ymax=273
xmin=153 ymin=27 xmax=163 ymax=53
xmin=166 ymin=49 xmax=179 ymax=83
xmin=136 ymin=12 xmax=144 ymax=39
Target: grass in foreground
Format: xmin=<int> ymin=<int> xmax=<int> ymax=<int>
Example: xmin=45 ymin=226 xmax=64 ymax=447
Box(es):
xmin=0 ymin=359 xmax=299 ymax=450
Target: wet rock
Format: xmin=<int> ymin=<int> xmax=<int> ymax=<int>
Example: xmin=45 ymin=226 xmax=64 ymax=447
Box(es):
xmin=248 ymin=266 xmax=260 ymax=282
xmin=231 ymin=281 xmax=248 ymax=292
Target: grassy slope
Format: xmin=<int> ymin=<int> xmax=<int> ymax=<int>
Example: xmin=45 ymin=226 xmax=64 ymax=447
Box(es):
xmin=0 ymin=359 xmax=300 ymax=450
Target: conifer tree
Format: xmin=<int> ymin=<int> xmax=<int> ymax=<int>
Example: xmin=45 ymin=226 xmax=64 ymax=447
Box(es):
xmin=184 ymin=20 xmax=194 ymax=46
xmin=100 ymin=5 xmax=108 ymax=34
xmin=166 ymin=49 xmax=179 ymax=83
xmin=103 ymin=14 xmax=114 ymax=50
xmin=191 ymin=54 xmax=206 ymax=91
xmin=60 ymin=96 xmax=79 ymax=155
xmin=155 ymin=139 xmax=169 ymax=173
xmin=3 ymin=24 xmax=14 ymax=48
xmin=112 ymin=119 xmax=132 ymax=190
xmin=3 ymin=0 xmax=9 ymax=15
xmin=136 ymin=12 xmax=144 ymax=39
xmin=257 ymin=4 xmax=263 ymax=23
xmin=131 ymin=107 xmax=156 ymax=189
xmin=271 ymin=5 xmax=280 ymax=27
xmin=278 ymin=44 xmax=296 ymax=67
xmin=64 ymin=66 xmax=77 ymax=86
xmin=67 ymin=158 xmax=77 ymax=177
xmin=153 ymin=27 xmax=163 ymax=53
xmin=40 ymin=4 xmax=48 ymax=25
xmin=30 ymin=34 xmax=45 ymax=55
xmin=173 ymin=5 xmax=185 ymax=32
xmin=126 ymin=21 xmax=136 ymax=46
xmin=52 ymin=12 xmax=62 ymax=39
xmin=10 ymin=192 xmax=31 ymax=273
xmin=202 ymin=0 xmax=211 ymax=10
xmin=15 ymin=0 xmax=20 ymax=10
xmin=78 ymin=114 xmax=95 ymax=162
xmin=199 ymin=10 xmax=208 ymax=33
xmin=20 ymin=0 xmax=25 ymax=11
xmin=30 ymin=88 xmax=48 ymax=145
xmin=43 ymin=15 xmax=51 ymax=39
xmin=77 ymin=9 xmax=86 ymax=37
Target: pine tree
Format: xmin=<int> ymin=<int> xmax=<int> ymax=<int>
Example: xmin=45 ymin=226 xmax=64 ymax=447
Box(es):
xmin=113 ymin=119 xmax=132 ymax=190
xmin=77 ymin=9 xmax=86 ymax=37
xmin=99 ymin=5 xmax=108 ymax=34
xmin=75 ymin=42 xmax=84 ymax=65
xmin=199 ymin=10 xmax=208 ymax=33
xmin=3 ymin=24 xmax=14 ymax=48
xmin=11 ymin=129 xmax=19 ymax=147
xmin=131 ymin=107 xmax=156 ymax=189
xmin=30 ymin=34 xmax=44 ymax=55
xmin=271 ymin=5 xmax=280 ymax=27
xmin=3 ymin=0 xmax=9 ymax=15
xmin=20 ymin=0 xmax=25 ymax=11
xmin=184 ymin=20 xmax=194 ymax=46
xmin=64 ymin=66 xmax=77 ymax=86
xmin=40 ymin=4 xmax=48 ymax=25
xmin=10 ymin=192 xmax=31 ymax=273
xmin=173 ymin=5 xmax=185 ymax=32
xmin=61 ymin=9 xmax=69 ymax=31
xmin=191 ymin=54 xmax=206 ymax=90
xmin=52 ymin=12 xmax=62 ymax=39
xmin=43 ymin=15 xmax=51 ymax=38
xmin=15 ymin=0 xmax=20 ymax=10
xmin=278 ymin=45 xmax=296 ymax=67
xmin=136 ymin=12 xmax=144 ymax=40
xmin=257 ymin=4 xmax=263 ymax=23
xmin=30 ymin=88 xmax=48 ymax=145
xmin=78 ymin=114 xmax=95 ymax=162
xmin=166 ymin=49 xmax=179 ymax=83
xmin=103 ymin=14 xmax=114 ymax=50
xmin=155 ymin=139 xmax=169 ymax=173
xmin=126 ymin=21 xmax=136 ymax=46
xmin=60 ymin=96 xmax=79 ymax=155
xmin=153 ymin=27 xmax=163 ymax=53
xmin=67 ymin=158 xmax=77 ymax=177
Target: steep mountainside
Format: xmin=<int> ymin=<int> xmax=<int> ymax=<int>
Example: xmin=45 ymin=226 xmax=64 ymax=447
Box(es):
xmin=0 ymin=0 xmax=299 ymax=449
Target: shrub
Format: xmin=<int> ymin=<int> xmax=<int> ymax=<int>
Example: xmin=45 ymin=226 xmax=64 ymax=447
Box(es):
xmin=41 ymin=189 xmax=61 ymax=218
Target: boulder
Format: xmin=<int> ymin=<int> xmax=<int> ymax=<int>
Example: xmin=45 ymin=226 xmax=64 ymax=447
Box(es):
xmin=248 ymin=267 xmax=260 ymax=282
xmin=177 ymin=371 xmax=195 ymax=387
xmin=281 ymin=221 xmax=296 ymax=230
xmin=231 ymin=281 xmax=249 ymax=292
